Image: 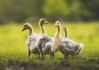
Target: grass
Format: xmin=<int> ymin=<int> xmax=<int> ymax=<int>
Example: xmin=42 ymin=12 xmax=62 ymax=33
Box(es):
xmin=0 ymin=22 xmax=99 ymax=70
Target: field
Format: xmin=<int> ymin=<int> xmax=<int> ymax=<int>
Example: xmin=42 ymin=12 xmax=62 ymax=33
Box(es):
xmin=0 ymin=22 xmax=99 ymax=70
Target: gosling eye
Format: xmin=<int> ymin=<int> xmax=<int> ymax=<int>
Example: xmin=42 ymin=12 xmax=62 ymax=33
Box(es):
xmin=29 ymin=37 xmax=32 ymax=40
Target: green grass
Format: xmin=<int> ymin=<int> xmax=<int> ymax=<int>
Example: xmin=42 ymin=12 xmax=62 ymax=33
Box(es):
xmin=0 ymin=22 xmax=99 ymax=70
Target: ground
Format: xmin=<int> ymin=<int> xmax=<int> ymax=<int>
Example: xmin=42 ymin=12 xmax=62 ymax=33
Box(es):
xmin=0 ymin=22 xmax=99 ymax=70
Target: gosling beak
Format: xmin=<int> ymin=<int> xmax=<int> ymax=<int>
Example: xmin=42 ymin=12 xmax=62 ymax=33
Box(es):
xmin=22 ymin=28 xmax=25 ymax=31
xmin=46 ymin=21 xmax=48 ymax=24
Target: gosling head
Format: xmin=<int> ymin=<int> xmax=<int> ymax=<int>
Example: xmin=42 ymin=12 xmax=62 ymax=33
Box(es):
xmin=55 ymin=21 xmax=61 ymax=27
xmin=39 ymin=18 xmax=48 ymax=25
xmin=22 ymin=23 xmax=32 ymax=31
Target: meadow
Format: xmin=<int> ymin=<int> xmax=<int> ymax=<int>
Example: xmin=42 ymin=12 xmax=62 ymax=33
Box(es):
xmin=0 ymin=22 xmax=99 ymax=70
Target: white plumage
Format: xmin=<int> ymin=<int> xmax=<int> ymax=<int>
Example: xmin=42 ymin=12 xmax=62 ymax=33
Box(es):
xmin=37 ymin=18 xmax=55 ymax=59
xmin=22 ymin=19 xmax=84 ymax=59
xmin=22 ymin=23 xmax=40 ymax=58
xmin=54 ymin=21 xmax=84 ymax=59
xmin=27 ymin=34 xmax=40 ymax=54
xmin=59 ymin=38 xmax=84 ymax=55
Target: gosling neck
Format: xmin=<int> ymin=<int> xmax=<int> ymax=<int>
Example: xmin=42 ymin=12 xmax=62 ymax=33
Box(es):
xmin=54 ymin=25 xmax=61 ymax=45
xmin=40 ymin=22 xmax=46 ymax=35
xmin=56 ymin=26 xmax=61 ymax=36
xmin=28 ymin=26 xmax=34 ymax=36
xmin=64 ymin=28 xmax=67 ymax=38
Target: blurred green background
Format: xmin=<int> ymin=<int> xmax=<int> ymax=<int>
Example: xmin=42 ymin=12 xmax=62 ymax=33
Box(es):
xmin=0 ymin=0 xmax=99 ymax=23
xmin=0 ymin=0 xmax=99 ymax=70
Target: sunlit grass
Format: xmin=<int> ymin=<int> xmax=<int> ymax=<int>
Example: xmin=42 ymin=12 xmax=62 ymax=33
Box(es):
xmin=0 ymin=22 xmax=99 ymax=69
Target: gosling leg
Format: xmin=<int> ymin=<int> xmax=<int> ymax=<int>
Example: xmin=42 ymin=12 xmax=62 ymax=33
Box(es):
xmin=41 ymin=51 xmax=44 ymax=59
xmin=66 ymin=54 xmax=68 ymax=59
xmin=52 ymin=52 xmax=54 ymax=59
xmin=50 ymin=54 xmax=52 ymax=59
xmin=53 ymin=53 xmax=54 ymax=59
xmin=66 ymin=54 xmax=69 ymax=62
xmin=64 ymin=54 xmax=66 ymax=59
xmin=50 ymin=52 xmax=54 ymax=59
xmin=28 ymin=49 xmax=31 ymax=58
xmin=38 ymin=53 xmax=41 ymax=59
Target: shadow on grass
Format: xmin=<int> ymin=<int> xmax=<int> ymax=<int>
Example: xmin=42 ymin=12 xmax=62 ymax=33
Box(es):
xmin=4 ymin=57 xmax=99 ymax=70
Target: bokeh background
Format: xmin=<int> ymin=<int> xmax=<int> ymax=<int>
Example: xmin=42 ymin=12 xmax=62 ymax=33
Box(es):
xmin=0 ymin=0 xmax=99 ymax=23
xmin=0 ymin=0 xmax=99 ymax=70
